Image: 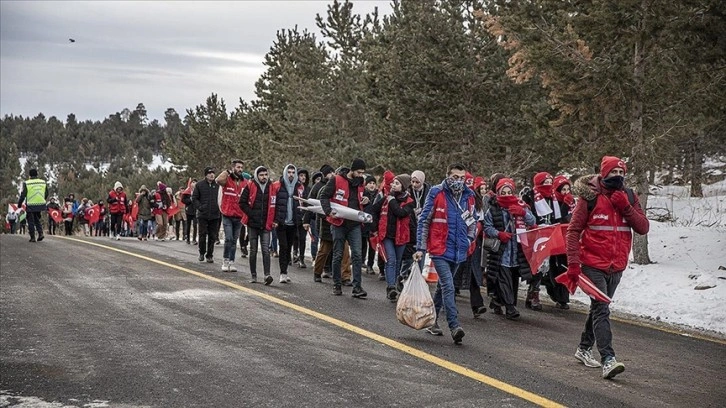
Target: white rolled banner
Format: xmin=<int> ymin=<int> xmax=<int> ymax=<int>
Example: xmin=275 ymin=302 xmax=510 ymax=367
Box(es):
xmin=296 ymin=197 xmax=373 ymax=223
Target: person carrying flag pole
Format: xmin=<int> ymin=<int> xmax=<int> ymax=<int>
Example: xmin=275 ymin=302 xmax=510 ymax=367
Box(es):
xmin=563 ymin=156 xmax=650 ymax=380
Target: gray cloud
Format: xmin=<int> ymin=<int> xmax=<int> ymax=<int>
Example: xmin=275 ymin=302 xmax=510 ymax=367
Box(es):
xmin=0 ymin=1 xmax=390 ymax=121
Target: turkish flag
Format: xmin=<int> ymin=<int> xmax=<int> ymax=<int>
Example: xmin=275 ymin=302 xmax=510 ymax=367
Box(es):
xmin=85 ymin=204 xmax=100 ymax=225
xmin=130 ymin=201 xmax=139 ymax=220
xmin=518 ymin=224 xmax=566 ymax=273
xmin=166 ymin=200 xmax=180 ymax=217
xmin=556 ymin=272 xmax=611 ymax=304
xmin=48 ymin=208 xmax=62 ymax=223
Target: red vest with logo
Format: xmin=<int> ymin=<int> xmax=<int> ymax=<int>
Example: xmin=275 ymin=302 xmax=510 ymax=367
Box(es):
xmin=580 ymin=194 xmax=633 ymax=271
xmin=427 ymin=190 xmax=475 ymax=257
xmin=327 ymin=175 xmax=365 ymax=227
xmin=220 ymin=177 xmax=247 ymax=219
xmin=378 ymin=196 xmax=414 ymax=246
xmin=108 ymin=190 xmax=127 ymax=214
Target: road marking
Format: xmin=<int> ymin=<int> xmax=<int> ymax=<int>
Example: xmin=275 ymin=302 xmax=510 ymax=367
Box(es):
xmin=59 ymin=236 xmax=565 ymax=408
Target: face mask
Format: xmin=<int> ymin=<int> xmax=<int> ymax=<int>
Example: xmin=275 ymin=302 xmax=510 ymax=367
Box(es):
xmin=602 ymin=176 xmax=624 ymax=191
xmin=447 ymin=178 xmax=465 ymax=192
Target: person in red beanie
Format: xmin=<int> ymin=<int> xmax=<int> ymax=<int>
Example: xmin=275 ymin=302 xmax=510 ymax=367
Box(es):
xmin=543 ymin=175 xmax=576 ymax=309
xmin=565 ymin=156 xmax=649 ymax=379
xmin=482 ymin=178 xmax=537 ymax=320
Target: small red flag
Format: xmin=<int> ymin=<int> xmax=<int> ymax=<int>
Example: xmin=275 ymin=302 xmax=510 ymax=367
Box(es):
xmin=166 ymin=200 xmax=180 ymax=217
xmin=85 ymin=204 xmax=100 ymax=225
xmin=48 ymin=208 xmax=62 ymax=223
xmin=518 ymin=224 xmax=566 ymax=273
xmin=130 ymin=201 xmax=139 ymax=220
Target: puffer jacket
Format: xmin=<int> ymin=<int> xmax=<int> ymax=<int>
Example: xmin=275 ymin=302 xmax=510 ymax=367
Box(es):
xmin=192 ymin=179 xmax=221 ymax=220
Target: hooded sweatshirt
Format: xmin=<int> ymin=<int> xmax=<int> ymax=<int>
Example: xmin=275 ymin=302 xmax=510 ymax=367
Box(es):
xmin=282 ymin=164 xmax=298 ymax=225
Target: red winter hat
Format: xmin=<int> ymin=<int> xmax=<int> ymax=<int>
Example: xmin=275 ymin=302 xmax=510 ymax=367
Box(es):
xmin=496 ymin=178 xmax=516 ymax=194
xmin=533 ymin=172 xmax=552 ymax=186
xmin=473 ymin=176 xmax=485 ymax=191
xmin=553 ymin=175 xmax=571 ymax=192
xmin=380 ymin=170 xmax=395 ymax=193
xmin=600 ymin=156 xmax=627 ymax=178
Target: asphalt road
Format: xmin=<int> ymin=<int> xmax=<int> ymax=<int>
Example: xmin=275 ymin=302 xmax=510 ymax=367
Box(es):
xmin=1 ymin=234 xmax=724 ymax=408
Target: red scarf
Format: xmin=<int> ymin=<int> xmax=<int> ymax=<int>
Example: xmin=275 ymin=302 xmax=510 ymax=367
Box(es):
xmin=534 ymin=184 xmax=553 ymax=199
xmin=496 ymin=195 xmax=528 ymax=231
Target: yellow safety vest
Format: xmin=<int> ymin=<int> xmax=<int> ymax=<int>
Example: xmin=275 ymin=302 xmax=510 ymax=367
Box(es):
xmin=25 ymin=178 xmax=47 ymax=206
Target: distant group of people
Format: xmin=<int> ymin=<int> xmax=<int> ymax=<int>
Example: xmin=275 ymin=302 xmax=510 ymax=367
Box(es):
xmin=13 ymin=154 xmax=648 ymax=380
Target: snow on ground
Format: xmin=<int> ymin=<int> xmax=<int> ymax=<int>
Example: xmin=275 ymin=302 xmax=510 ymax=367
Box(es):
xmin=570 ymin=181 xmax=726 ymax=335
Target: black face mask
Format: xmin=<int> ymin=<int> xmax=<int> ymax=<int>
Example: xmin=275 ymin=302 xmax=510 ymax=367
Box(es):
xmin=602 ymin=176 xmax=625 ymax=191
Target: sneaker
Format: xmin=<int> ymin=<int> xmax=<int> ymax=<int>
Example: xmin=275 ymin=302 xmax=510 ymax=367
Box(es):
xmin=490 ymin=300 xmax=503 ymax=315
xmin=378 ymin=274 xmax=385 ymax=281
xmin=575 ymin=347 xmax=602 ymax=368
xmin=451 ymin=327 xmax=465 ymax=344
xmin=116 ymin=235 xmax=121 ymax=241
xmin=264 ymin=275 xmax=273 ymax=286
xmin=198 ymin=254 xmax=205 ymax=262
xmin=314 ymin=275 xmax=322 ymax=283
xmin=206 ymin=257 xmax=214 ymax=263
xmin=321 ymin=272 xmax=332 ymax=279
xmin=279 ymin=274 xmax=291 ymax=283
xmin=229 ymin=262 xmax=237 ymax=272
xmin=341 ymin=279 xmax=353 ymax=287
xmin=530 ymin=291 xmax=542 ymax=311
xmin=298 ymin=261 xmax=307 ymax=269
xmin=473 ymin=306 xmax=487 ymax=318
xmin=426 ymin=323 xmax=443 ymax=336
xmin=602 ymin=357 xmax=625 ymax=379
xmin=37 ymin=234 xmax=44 ymax=242
xmin=386 ymin=287 xmax=398 ymax=302
xmin=29 ymin=237 xmax=36 ymax=243
xmin=249 ymin=276 xmax=258 ymax=284
xmin=351 ymin=286 xmax=367 ymax=299
xmin=332 ymin=285 xmax=342 ymax=296
xmin=222 ymin=259 xmax=230 ymax=272
xmin=192 ymin=240 xmax=198 ymax=245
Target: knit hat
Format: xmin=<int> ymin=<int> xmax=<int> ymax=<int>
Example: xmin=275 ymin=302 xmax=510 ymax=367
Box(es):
xmin=553 ymin=175 xmax=571 ymax=192
xmin=411 ymin=170 xmax=426 ymax=185
xmin=600 ymin=156 xmax=627 ymax=178
xmin=395 ymin=174 xmax=411 ymax=191
xmin=533 ymin=172 xmax=553 ymax=186
xmin=157 ymin=182 xmax=167 ymax=192
xmin=496 ymin=178 xmax=516 ymax=194
xmin=365 ymin=175 xmax=376 ymax=184
xmin=319 ymin=164 xmax=334 ymax=177
xmin=473 ymin=176 xmax=485 ymax=191
xmin=204 ymin=167 xmax=215 ymax=176
xmin=351 ymin=158 xmax=366 ymax=172
xmin=114 ymin=181 xmax=123 ymax=190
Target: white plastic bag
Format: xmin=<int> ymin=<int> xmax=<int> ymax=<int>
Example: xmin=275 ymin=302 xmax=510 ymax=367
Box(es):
xmin=396 ymin=262 xmax=436 ymax=330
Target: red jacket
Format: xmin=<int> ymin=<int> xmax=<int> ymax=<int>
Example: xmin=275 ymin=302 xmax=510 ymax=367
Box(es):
xmin=326 ymin=175 xmax=364 ymax=227
xmin=567 ymin=180 xmax=649 ymax=273
xmin=378 ymin=195 xmax=414 ymax=246
xmin=220 ymin=177 xmax=247 ymax=219
xmin=108 ymin=190 xmax=127 ymax=215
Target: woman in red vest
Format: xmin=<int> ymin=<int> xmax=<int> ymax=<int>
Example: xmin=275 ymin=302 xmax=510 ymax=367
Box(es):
xmin=368 ymin=174 xmax=415 ymax=301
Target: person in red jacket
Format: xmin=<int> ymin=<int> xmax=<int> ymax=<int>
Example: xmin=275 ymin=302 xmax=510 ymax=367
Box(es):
xmin=107 ymin=181 xmax=128 ymax=240
xmin=566 ymin=156 xmax=650 ymax=380
xmin=216 ymin=159 xmax=248 ymax=273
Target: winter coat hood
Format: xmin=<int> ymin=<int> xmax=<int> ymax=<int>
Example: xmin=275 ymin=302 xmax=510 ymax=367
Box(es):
xmin=297 ymin=168 xmax=310 ymax=187
xmin=281 ymin=164 xmax=298 ymax=185
xmin=572 ymin=174 xmax=599 ymax=201
xmin=254 ymin=166 xmax=268 ymax=186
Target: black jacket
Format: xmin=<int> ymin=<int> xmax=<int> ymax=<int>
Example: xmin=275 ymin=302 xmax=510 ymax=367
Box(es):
xmin=181 ymin=193 xmax=195 ymax=216
xmin=274 ymin=178 xmax=303 ymax=226
xmin=239 ymin=181 xmax=272 ymax=230
xmin=192 ymin=179 xmax=220 ymax=220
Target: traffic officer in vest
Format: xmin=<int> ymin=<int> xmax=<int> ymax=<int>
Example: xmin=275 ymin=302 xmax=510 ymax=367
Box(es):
xmin=319 ymin=158 xmax=370 ymax=298
xmin=565 ymin=156 xmax=649 ymax=379
xmin=216 ymin=159 xmax=248 ymax=272
xmin=17 ymin=168 xmax=48 ymax=242
xmin=414 ymin=163 xmax=477 ymax=344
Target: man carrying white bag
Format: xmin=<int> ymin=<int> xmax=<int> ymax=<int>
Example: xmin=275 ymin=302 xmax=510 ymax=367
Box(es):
xmin=396 ymin=262 xmax=436 ymax=330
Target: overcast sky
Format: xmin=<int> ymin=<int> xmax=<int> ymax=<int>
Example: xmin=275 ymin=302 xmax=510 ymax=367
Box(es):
xmin=0 ymin=1 xmax=390 ymax=122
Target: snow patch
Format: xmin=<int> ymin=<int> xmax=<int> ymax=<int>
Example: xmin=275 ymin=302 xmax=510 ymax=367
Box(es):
xmin=0 ymin=390 xmax=111 ymax=407
xmin=148 ymin=154 xmax=174 ymax=171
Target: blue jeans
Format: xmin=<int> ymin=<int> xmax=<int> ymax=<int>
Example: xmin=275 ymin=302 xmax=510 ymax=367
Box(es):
xmin=222 ymin=216 xmax=243 ymax=262
xmin=383 ymin=238 xmax=405 ymax=287
xmin=432 ymin=257 xmax=462 ymax=331
xmin=332 ymin=224 xmax=363 ymax=288
xmin=579 ymin=266 xmax=622 ymax=362
xmin=269 ymin=229 xmax=278 ymax=252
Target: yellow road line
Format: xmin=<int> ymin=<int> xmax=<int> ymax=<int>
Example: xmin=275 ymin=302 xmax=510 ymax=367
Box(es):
xmin=60 ymin=236 xmax=565 ymax=408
